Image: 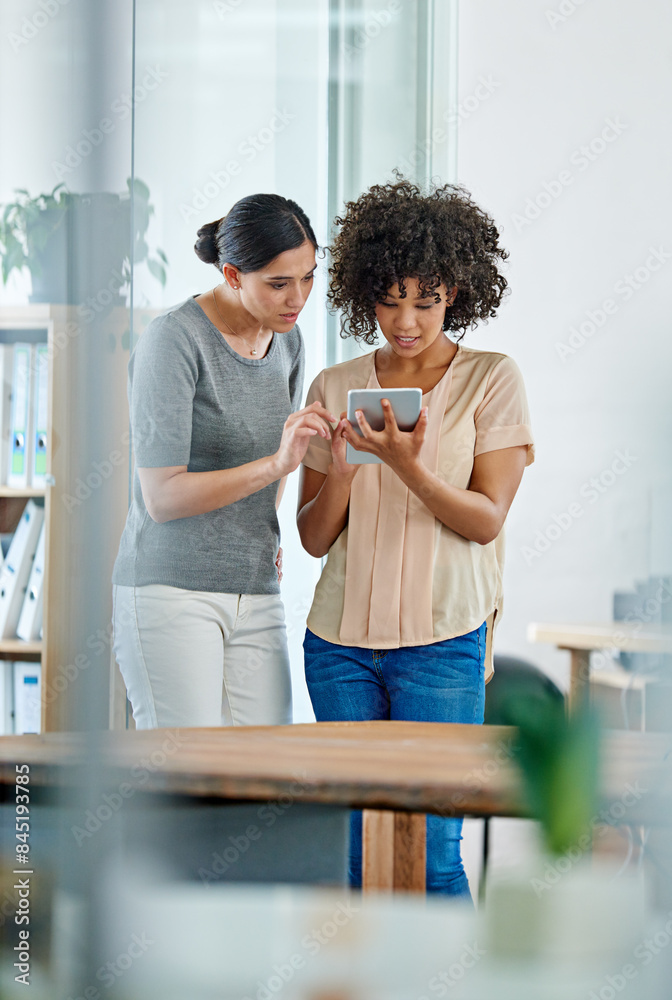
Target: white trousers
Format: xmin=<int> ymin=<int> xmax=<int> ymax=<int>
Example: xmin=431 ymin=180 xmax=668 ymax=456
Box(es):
xmin=112 ymin=584 xmax=292 ymax=729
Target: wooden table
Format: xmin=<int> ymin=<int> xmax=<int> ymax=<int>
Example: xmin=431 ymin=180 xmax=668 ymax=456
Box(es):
xmin=527 ymin=622 xmax=672 ymax=712
xmin=1 ymin=721 xmax=670 ymax=893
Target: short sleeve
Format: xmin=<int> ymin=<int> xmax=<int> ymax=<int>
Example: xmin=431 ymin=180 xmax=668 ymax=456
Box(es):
xmin=301 ymin=370 xmax=332 ymax=475
xmin=288 ymin=327 xmax=305 ymax=412
xmin=129 ymin=319 xmax=198 ymax=468
xmin=474 ymin=356 xmax=535 ymax=466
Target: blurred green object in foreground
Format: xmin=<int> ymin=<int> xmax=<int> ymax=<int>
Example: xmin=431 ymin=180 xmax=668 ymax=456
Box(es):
xmin=500 ymin=691 xmax=601 ymax=857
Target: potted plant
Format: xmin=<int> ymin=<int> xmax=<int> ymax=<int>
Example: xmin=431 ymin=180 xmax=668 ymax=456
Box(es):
xmin=483 ymin=693 xmax=649 ymax=976
xmin=0 ymin=178 xmax=167 ymax=306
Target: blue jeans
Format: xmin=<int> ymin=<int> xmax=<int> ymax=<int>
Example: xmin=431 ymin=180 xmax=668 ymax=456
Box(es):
xmin=303 ymin=623 xmax=486 ymax=897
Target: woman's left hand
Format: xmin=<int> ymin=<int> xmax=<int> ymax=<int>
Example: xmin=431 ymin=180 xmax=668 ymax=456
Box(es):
xmin=342 ymin=399 xmax=428 ymax=474
xmin=275 ymin=547 xmax=283 ymax=582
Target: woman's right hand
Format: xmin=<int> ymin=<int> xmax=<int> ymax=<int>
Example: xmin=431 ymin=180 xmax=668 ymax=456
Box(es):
xmin=274 ymin=401 xmax=337 ymax=477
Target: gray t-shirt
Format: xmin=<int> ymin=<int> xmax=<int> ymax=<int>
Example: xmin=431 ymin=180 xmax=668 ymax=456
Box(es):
xmin=112 ymin=296 xmax=304 ymax=594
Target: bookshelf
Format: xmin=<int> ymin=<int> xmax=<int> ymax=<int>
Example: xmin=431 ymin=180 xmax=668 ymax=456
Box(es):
xmin=0 ymin=304 xmax=137 ymax=731
xmin=0 ymin=639 xmax=42 ymax=659
xmin=0 ymin=487 xmax=46 ymax=498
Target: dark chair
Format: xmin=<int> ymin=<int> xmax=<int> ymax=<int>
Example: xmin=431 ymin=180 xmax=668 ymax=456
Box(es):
xmin=478 ymin=654 xmax=565 ymax=902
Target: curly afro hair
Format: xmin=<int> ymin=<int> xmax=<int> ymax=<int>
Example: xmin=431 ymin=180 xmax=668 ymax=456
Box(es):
xmin=328 ymin=176 xmax=509 ymax=345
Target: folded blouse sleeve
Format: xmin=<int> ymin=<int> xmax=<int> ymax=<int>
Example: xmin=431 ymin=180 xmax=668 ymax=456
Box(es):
xmin=301 ymin=369 xmax=333 ymax=475
xmin=474 ymin=356 xmax=535 ymax=466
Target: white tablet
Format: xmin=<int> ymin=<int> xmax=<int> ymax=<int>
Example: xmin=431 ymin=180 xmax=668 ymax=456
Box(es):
xmin=346 ymin=387 xmax=423 ymax=465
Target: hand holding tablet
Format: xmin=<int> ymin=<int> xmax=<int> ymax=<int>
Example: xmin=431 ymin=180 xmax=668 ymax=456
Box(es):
xmin=346 ymin=387 xmax=423 ymax=464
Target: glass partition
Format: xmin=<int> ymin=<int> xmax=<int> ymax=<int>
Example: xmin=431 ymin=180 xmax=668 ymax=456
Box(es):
xmin=0 ymin=0 xmax=458 ymax=992
xmin=130 ymin=0 xmax=458 ymax=722
xmin=327 ymin=0 xmax=458 ymax=363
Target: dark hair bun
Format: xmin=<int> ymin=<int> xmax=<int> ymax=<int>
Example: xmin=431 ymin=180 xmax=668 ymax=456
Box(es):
xmin=194 ymin=220 xmax=221 ymax=265
xmin=194 ymin=195 xmax=319 ymax=273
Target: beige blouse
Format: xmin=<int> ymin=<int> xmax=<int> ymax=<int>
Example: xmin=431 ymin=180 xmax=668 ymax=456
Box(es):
xmin=302 ymin=345 xmax=535 ymax=681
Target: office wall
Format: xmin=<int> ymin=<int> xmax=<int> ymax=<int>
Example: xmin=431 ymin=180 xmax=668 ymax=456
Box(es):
xmin=456 ymin=0 xmax=672 ymax=688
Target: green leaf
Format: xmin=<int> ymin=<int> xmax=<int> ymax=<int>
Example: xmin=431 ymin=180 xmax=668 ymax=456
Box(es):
xmin=129 ymin=177 xmax=150 ymax=202
xmin=146 ymin=257 xmax=167 ymax=286
xmin=156 ymin=247 xmax=168 ymax=264
xmin=500 ymin=694 xmax=601 ymax=857
xmin=1 ymin=232 xmax=28 ymax=284
xmin=23 ymin=203 xmax=41 ymax=222
xmin=133 ymin=202 xmax=150 ymax=235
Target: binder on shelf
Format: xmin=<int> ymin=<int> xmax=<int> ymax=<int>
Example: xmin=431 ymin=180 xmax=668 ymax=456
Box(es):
xmin=0 ymin=344 xmax=13 ymax=487
xmin=7 ymin=343 xmax=33 ymax=489
xmin=0 ymin=498 xmax=44 ymax=639
xmin=0 ymin=660 xmax=13 ymax=734
xmin=17 ymin=520 xmax=45 ymax=641
xmin=31 ymin=344 xmax=49 ymax=488
xmin=13 ymin=661 xmax=41 ymax=734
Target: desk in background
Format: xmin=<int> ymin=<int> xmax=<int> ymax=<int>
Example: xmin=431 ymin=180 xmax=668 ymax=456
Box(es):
xmin=527 ymin=621 xmax=672 ymax=714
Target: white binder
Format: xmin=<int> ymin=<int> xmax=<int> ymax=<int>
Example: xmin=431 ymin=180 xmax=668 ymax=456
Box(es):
xmin=7 ymin=343 xmax=33 ymax=489
xmin=0 ymin=344 xmax=13 ymax=487
xmin=30 ymin=344 xmax=49 ymax=488
xmin=0 ymin=499 xmax=44 ymax=639
xmin=17 ymin=520 xmax=45 ymax=641
xmin=13 ymin=661 xmax=41 ymax=734
xmin=0 ymin=660 xmax=13 ymax=734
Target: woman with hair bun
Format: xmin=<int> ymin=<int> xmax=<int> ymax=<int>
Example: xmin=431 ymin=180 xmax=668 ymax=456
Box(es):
xmin=297 ymin=178 xmax=535 ymax=898
xmin=113 ymin=193 xmax=335 ymax=729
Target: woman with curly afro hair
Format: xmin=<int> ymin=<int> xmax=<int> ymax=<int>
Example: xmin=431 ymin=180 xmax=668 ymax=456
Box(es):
xmin=297 ymin=178 xmax=535 ymax=898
